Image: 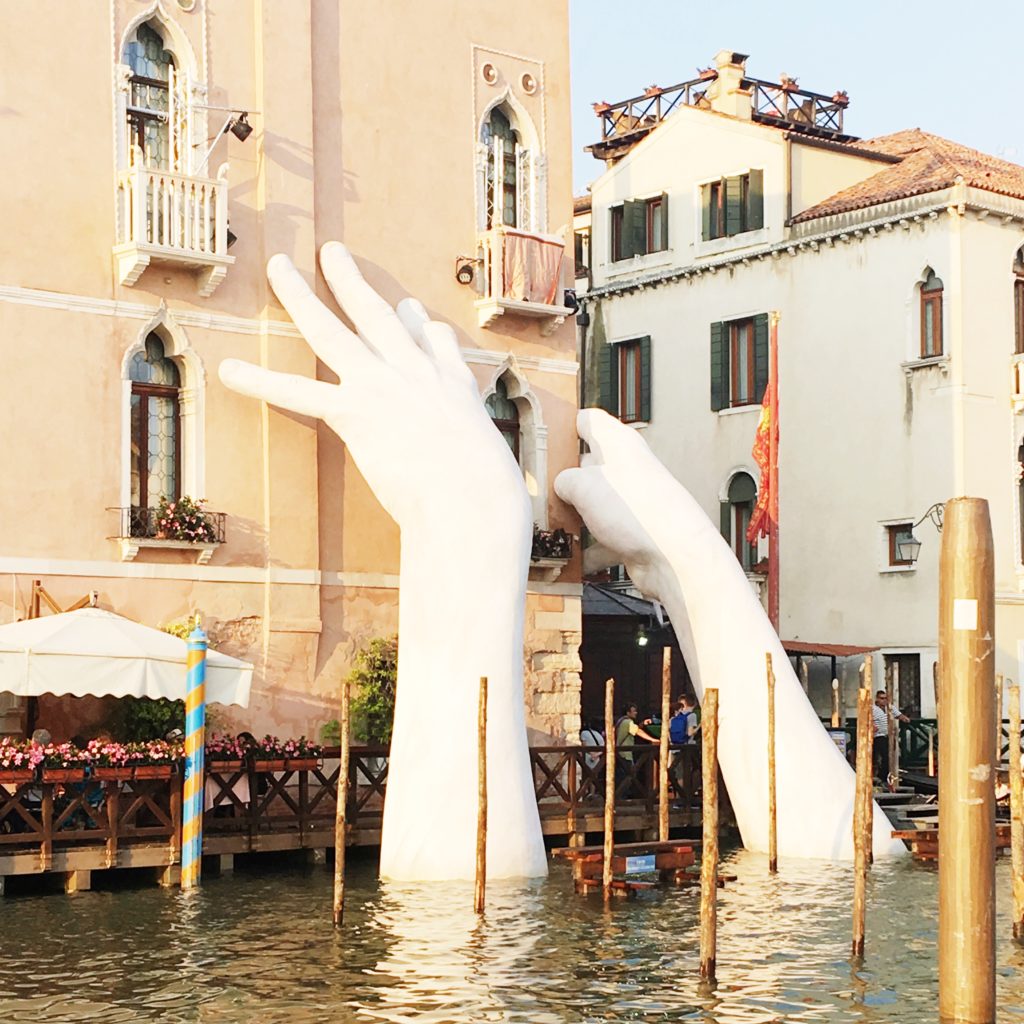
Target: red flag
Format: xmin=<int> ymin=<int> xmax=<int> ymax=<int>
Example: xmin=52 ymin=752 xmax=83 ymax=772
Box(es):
xmin=747 ymin=389 xmax=774 ymax=543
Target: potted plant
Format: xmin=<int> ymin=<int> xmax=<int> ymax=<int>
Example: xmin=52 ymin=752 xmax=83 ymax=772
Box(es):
xmin=248 ymin=735 xmax=322 ymax=773
xmin=39 ymin=741 xmax=92 ymax=783
xmin=155 ymin=495 xmax=219 ymax=544
xmin=0 ymin=737 xmax=40 ymax=783
xmin=125 ymin=739 xmax=182 ymax=779
xmin=88 ymin=738 xmax=134 ymax=781
xmin=205 ymin=733 xmax=247 ymax=772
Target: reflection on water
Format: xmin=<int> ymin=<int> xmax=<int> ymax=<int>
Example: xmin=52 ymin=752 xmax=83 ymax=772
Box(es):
xmin=1 ymin=850 xmax=1023 ymax=1023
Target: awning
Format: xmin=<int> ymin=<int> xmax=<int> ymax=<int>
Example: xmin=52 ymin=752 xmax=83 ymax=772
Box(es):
xmin=0 ymin=608 xmax=252 ymax=706
xmin=582 ymin=582 xmax=657 ymax=618
xmin=783 ymin=640 xmax=878 ymax=658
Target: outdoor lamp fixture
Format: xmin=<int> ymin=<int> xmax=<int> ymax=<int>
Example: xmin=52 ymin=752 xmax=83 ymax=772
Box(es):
xmin=636 ymin=624 xmax=649 ymax=648
xmin=229 ymin=113 xmax=253 ymax=142
xmin=897 ymin=501 xmax=945 ymax=565
xmin=192 ymin=104 xmax=258 ymax=175
xmin=455 ymin=256 xmax=481 ymax=286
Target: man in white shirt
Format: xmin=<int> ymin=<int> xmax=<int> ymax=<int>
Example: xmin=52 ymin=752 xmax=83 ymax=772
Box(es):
xmin=872 ymin=690 xmax=909 ymax=783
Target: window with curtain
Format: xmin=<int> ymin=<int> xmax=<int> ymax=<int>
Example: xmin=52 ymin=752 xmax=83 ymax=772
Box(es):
xmin=123 ymin=22 xmax=176 ymax=168
xmin=723 ymin=473 xmax=758 ymax=571
xmin=486 ymin=377 xmax=520 ymax=462
xmin=130 ymin=334 xmax=181 ymax=516
xmin=701 ymin=170 xmax=764 ymax=240
xmin=920 ymin=270 xmax=944 ymax=358
xmin=597 ymin=337 xmax=652 ymax=423
xmin=610 ymin=194 xmax=669 ymax=261
xmin=709 ymin=314 xmax=769 ymax=411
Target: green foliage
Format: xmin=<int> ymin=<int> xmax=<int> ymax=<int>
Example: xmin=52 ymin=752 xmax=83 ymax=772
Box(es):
xmin=348 ymin=636 xmax=398 ymax=744
xmin=107 ymin=696 xmax=185 ymax=743
xmin=320 ymin=718 xmax=341 ymax=745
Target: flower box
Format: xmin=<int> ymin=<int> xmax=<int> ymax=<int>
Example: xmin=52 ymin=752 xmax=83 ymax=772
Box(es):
xmin=284 ymin=757 xmax=318 ymax=771
xmin=93 ymin=766 xmax=133 ymax=781
xmin=207 ymin=759 xmax=244 ymax=773
xmin=133 ymin=764 xmax=174 ymax=780
xmin=0 ymin=768 xmax=35 ymax=783
xmin=42 ymin=768 xmax=86 ymax=784
xmin=252 ymin=758 xmax=287 ymax=772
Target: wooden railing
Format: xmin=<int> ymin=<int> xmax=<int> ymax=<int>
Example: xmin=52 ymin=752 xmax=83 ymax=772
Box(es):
xmin=0 ymin=744 xmax=721 ymax=868
xmin=0 ymin=775 xmax=179 ymax=869
xmin=117 ymin=162 xmax=229 ymax=256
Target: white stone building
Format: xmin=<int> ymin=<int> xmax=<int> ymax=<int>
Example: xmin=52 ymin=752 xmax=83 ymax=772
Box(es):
xmin=575 ymin=49 xmax=1024 ymax=719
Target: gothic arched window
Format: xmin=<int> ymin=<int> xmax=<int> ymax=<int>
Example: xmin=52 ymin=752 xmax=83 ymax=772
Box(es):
xmin=123 ymin=21 xmax=176 ymax=168
xmin=725 ymin=472 xmax=758 ymax=571
xmin=130 ymin=334 xmax=181 ymax=514
xmin=482 ymin=107 xmax=522 ymax=230
xmin=486 ymin=376 xmax=521 ymax=462
xmin=920 ymin=269 xmax=944 ymax=358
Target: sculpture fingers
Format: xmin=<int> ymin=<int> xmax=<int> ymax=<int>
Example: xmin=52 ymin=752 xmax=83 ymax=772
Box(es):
xmin=582 ymin=541 xmax=619 ymax=575
xmin=320 ymin=242 xmax=429 ymax=371
xmin=397 ymin=298 xmax=477 ymax=389
xmin=267 ymin=254 xmax=374 ymax=378
xmin=219 ymin=359 xmax=341 ymax=422
xmin=577 ymin=408 xmax=650 ymax=466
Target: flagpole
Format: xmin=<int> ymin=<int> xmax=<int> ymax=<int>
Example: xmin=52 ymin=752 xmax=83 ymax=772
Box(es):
xmin=768 ymin=311 xmax=780 ymax=633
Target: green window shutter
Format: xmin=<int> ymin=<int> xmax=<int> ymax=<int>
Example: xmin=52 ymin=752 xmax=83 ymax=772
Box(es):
xmin=725 ymin=176 xmax=744 ymax=236
xmin=639 ymin=335 xmax=652 ymax=422
xmin=746 ymin=169 xmax=764 ymax=230
xmin=622 ymin=199 xmax=646 ymax=257
xmin=597 ymin=341 xmax=619 ymax=415
xmin=710 ymin=321 xmax=729 ymax=411
xmin=658 ymin=192 xmax=669 ymax=251
xmin=701 ymin=183 xmax=712 ymax=241
xmin=753 ymin=313 xmax=769 ymax=402
xmin=719 ymin=501 xmax=731 ymax=540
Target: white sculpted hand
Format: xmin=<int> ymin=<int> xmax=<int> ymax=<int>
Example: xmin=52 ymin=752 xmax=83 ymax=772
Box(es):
xmin=556 ymin=410 xmax=904 ymax=861
xmin=220 ymin=243 xmax=546 ymax=880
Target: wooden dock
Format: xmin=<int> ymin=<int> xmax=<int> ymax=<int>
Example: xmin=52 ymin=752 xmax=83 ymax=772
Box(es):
xmin=0 ymin=743 xmax=733 ymax=893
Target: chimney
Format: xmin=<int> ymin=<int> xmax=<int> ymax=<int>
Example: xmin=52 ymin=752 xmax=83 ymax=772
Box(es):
xmin=705 ymin=50 xmax=752 ymax=120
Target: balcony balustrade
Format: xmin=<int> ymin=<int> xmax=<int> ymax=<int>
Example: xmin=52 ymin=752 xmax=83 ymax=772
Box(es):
xmin=475 ymin=226 xmax=572 ymax=335
xmin=113 ymin=156 xmax=234 ymax=297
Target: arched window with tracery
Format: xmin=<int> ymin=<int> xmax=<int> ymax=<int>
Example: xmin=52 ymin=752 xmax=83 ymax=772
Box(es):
xmin=482 ymin=106 xmax=531 ymax=230
xmin=123 ymin=21 xmax=179 ymax=169
xmin=486 ymin=376 xmax=521 ymax=462
xmin=130 ymin=334 xmax=181 ymax=520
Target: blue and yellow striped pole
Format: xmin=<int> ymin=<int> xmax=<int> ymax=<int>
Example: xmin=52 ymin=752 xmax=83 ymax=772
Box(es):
xmin=181 ymin=623 xmax=207 ymax=889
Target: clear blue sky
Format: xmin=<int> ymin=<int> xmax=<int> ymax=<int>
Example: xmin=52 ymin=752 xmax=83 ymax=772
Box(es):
xmin=570 ymin=1 xmax=1024 ymax=193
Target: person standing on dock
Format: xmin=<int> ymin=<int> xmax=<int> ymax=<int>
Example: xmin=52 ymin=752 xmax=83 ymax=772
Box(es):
xmin=616 ymin=704 xmax=659 ymax=796
xmin=872 ymin=691 xmax=908 ymax=783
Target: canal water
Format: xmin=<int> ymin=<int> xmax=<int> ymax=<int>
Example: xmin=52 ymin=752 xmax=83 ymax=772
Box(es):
xmin=1 ymin=849 xmax=1023 ymax=1023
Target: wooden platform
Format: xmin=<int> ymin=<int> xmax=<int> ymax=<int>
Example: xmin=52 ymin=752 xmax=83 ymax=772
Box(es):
xmin=892 ymin=822 xmax=1011 ymax=862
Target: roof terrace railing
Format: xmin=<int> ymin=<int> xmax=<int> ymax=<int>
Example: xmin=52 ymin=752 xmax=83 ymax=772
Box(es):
xmin=589 ymin=72 xmax=850 ymax=153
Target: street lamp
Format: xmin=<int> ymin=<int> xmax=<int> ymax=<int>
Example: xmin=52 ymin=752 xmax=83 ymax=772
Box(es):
xmin=897 ymin=502 xmax=945 ymax=565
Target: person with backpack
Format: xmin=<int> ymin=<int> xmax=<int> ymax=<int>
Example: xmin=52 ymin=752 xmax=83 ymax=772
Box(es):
xmin=669 ymin=695 xmax=699 ymax=805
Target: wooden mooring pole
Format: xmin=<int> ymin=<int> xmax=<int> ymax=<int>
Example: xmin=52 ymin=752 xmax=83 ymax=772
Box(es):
xmin=659 ymin=648 xmax=671 ymax=842
xmin=474 ymin=676 xmax=488 ymax=915
xmin=1009 ymin=681 xmax=1024 ymax=943
xmin=766 ymin=652 xmax=777 ymax=873
xmin=996 ymin=674 xmax=1005 ymax=765
xmin=332 ymin=677 xmax=350 ymax=928
xmin=886 ymin=661 xmax=899 ymax=792
xmin=862 ymin=655 xmax=874 ymax=861
xmin=603 ymin=677 xmax=615 ymax=901
xmin=938 ymin=497 xmax=995 ymax=1024
xmin=852 ymin=687 xmax=872 ymax=958
xmin=699 ymin=688 xmax=719 ymax=981
xmin=831 ymin=678 xmax=841 ymax=729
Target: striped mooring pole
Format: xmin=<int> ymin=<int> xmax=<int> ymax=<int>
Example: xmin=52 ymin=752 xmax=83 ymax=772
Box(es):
xmin=181 ymin=623 xmax=208 ymax=889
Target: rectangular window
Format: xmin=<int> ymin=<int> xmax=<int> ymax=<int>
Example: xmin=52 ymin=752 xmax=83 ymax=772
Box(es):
xmin=618 ymin=342 xmax=641 ymax=423
xmin=598 ymin=337 xmax=652 ymax=423
xmin=702 ymin=170 xmax=764 ymax=241
xmin=574 ymin=228 xmax=591 ymax=278
xmin=611 ymin=194 xmax=668 ymax=261
xmin=730 ymin=319 xmax=754 ymax=406
xmin=921 ymin=290 xmax=943 ymax=358
xmin=888 ymin=523 xmax=915 ymax=566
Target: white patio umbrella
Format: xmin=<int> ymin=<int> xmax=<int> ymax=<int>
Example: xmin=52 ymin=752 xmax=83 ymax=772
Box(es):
xmin=0 ymin=607 xmax=251 ymax=706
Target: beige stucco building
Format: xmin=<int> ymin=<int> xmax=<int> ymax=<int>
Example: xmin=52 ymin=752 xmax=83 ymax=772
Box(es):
xmin=0 ymin=1 xmax=582 ymax=741
xmin=576 ymin=49 xmax=1024 ymax=720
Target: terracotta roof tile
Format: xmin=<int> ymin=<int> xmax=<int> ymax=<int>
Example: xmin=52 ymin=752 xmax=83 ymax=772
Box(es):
xmin=573 ymin=193 xmax=592 ymax=215
xmin=792 ymin=129 xmax=1024 ymax=223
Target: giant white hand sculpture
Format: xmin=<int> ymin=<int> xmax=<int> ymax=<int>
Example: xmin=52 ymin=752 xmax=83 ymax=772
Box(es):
xmin=220 ymin=243 xmax=547 ymax=880
xmin=555 ymin=409 xmax=905 ymax=861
